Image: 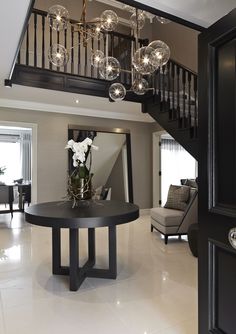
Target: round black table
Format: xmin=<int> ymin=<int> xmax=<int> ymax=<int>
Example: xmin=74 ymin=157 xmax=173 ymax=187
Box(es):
xmin=25 ymin=200 xmax=139 ymax=291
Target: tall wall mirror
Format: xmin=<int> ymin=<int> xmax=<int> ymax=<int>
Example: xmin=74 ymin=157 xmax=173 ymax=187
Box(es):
xmin=68 ymin=125 xmax=133 ymax=203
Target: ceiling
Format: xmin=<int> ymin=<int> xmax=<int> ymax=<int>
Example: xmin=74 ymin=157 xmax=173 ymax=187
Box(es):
xmin=0 ymin=0 xmax=235 ymax=123
xmin=96 ymin=0 xmax=236 ymax=28
xmin=133 ymin=0 xmax=236 ymax=28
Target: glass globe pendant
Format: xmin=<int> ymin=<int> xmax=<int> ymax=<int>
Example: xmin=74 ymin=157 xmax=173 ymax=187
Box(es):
xmin=91 ymin=50 xmax=104 ymax=67
xmin=130 ymin=12 xmax=146 ymax=30
xmin=149 ymin=40 xmax=170 ymax=67
xmin=48 ymin=44 xmax=69 ymax=67
xmin=99 ymin=57 xmax=121 ymax=81
xmin=100 ymin=10 xmax=119 ymax=31
xmin=47 ymin=5 xmax=69 ymax=31
xmin=132 ymin=78 xmax=149 ymax=95
xmin=109 ymin=83 xmax=126 ymax=101
xmin=133 ymin=46 xmax=156 ymax=75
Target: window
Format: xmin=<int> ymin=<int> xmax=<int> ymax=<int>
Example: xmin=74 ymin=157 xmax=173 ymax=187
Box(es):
xmin=161 ymin=135 xmax=197 ymax=204
xmin=0 ymin=141 xmax=21 ymax=184
xmin=0 ymin=128 xmax=32 ymax=185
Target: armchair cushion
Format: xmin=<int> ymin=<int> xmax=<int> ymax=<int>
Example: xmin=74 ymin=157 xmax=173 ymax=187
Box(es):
xmin=151 ymin=207 xmax=184 ymax=227
xmin=164 ymin=185 xmax=190 ymax=211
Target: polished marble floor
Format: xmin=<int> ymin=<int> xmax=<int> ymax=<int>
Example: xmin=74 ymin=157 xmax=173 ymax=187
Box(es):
xmin=0 ymin=212 xmax=197 ymax=334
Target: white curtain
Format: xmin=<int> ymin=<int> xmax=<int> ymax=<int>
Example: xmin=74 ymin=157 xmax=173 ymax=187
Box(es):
xmin=21 ymin=133 xmax=32 ymax=182
xmin=0 ymin=142 xmax=21 ymax=184
xmin=161 ymin=138 xmax=197 ymax=205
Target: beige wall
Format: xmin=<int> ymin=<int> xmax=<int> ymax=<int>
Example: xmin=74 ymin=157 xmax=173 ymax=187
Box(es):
xmin=152 ymin=20 xmax=199 ymax=72
xmin=0 ymin=107 xmax=158 ymax=209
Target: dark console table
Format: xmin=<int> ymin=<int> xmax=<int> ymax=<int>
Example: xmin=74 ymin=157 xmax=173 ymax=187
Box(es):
xmin=25 ymin=200 xmax=139 ymax=291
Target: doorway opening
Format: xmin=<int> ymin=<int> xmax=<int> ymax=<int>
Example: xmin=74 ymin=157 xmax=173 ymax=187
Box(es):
xmin=160 ymin=133 xmax=197 ymax=205
xmin=0 ymin=122 xmax=37 ymax=214
xmin=153 ymin=131 xmax=197 ymax=207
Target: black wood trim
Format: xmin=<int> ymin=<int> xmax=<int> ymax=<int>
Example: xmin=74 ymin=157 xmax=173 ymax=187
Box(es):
xmin=12 ymin=64 xmax=109 ymax=97
xmin=117 ymin=0 xmax=205 ymax=32
xmin=8 ymin=0 xmax=35 ymax=80
xmin=12 ymin=64 xmax=150 ymax=103
xmin=208 ymin=239 xmax=236 ymax=333
xmin=208 ymin=27 xmax=236 ymax=217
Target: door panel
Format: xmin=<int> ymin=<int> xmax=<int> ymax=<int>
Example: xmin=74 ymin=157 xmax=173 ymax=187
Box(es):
xmin=199 ymin=9 xmax=236 ymax=334
xmin=209 ymin=241 xmax=236 ymax=333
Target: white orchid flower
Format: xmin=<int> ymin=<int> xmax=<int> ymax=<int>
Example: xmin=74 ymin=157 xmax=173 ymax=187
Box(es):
xmin=72 ymin=154 xmax=79 ymax=167
xmin=83 ymin=138 xmax=92 ymax=146
xmin=65 ymin=139 xmax=75 ymax=149
xmin=66 ymin=137 xmax=99 ymax=165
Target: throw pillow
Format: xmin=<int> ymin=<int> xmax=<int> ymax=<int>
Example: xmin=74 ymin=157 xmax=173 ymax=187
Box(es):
xmin=164 ymin=185 xmax=190 ymax=211
xmin=181 ymin=178 xmax=198 ymax=188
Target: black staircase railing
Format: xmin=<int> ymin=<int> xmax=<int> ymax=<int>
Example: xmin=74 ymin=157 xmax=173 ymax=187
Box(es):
xmin=17 ymin=9 xmax=146 ymax=86
xmin=15 ymin=8 xmax=198 ymax=152
xmin=152 ymin=59 xmax=198 ymax=139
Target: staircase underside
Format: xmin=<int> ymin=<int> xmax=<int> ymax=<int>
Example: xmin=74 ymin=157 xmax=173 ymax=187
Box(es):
xmin=143 ymin=97 xmax=198 ymax=160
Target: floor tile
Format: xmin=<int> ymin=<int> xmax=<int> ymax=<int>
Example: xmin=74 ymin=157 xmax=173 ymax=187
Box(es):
xmin=0 ymin=213 xmax=198 ymax=334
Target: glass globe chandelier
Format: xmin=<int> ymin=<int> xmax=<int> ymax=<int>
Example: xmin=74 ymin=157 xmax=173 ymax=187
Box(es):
xmin=108 ymin=7 xmax=171 ymax=102
xmin=46 ymin=1 xmax=170 ymax=102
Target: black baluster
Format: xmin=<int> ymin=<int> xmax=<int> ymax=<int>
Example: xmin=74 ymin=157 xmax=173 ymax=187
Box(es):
xmin=118 ymin=36 xmax=122 ymax=82
xmin=84 ymin=38 xmax=88 ymax=77
xmin=42 ymin=15 xmax=45 ymax=69
xmin=49 ymin=25 xmax=52 ymax=70
xmin=103 ymin=33 xmax=106 ymax=54
xmin=57 ymin=30 xmax=60 ymax=71
xmin=71 ymin=26 xmax=74 ymax=74
xmin=158 ymin=66 xmax=162 ymax=106
xmin=26 ymin=25 xmax=29 ymax=66
xmin=34 ymin=12 xmax=37 ymax=67
xmin=91 ymin=35 xmax=94 ymax=77
xmin=194 ymin=75 xmax=198 ymax=137
xmin=182 ymin=69 xmax=186 ymax=127
xmin=124 ymin=39 xmax=128 ymax=84
xmin=167 ymin=62 xmax=170 ymax=109
xmin=111 ymin=33 xmax=114 ymax=57
xmin=177 ymin=66 xmax=180 ymax=121
xmin=162 ymin=65 xmax=166 ymax=109
xmin=78 ymin=31 xmax=81 ymax=75
xmin=188 ymin=72 xmax=192 ymax=128
xmin=171 ymin=62 xmax=175 ymax=119
xmin=97 ymin=37 xmax=100 ymax=79
xmin=64 ymin=27 xmax=67 ymax=73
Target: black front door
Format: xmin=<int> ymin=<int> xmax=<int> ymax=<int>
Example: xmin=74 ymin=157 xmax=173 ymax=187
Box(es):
xmin=199 ymin=9 xmax=236 ymax=334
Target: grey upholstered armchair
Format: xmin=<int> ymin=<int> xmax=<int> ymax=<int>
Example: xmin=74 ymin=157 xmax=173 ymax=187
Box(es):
xmin=151 ymin=187 xmax=198 ymax=244
xmin=0 ymin=185 xmax=14 ymax=218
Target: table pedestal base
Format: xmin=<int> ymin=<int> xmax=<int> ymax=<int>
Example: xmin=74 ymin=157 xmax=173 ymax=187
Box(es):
xmin=52 ymin=226 xmax=117 ymax=291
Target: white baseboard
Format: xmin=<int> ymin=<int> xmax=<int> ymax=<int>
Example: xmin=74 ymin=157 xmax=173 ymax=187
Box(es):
xmin=140 ymin=208 xmax=150 ymax=215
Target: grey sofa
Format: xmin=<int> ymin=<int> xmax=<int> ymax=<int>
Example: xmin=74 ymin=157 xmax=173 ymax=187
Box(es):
xmin=151 ymin=187 xmax=198 ymax=244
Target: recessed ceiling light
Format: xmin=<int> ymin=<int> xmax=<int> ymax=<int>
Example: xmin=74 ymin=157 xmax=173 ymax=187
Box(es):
xmin=75 ymin=99 xmax=79 ymax=104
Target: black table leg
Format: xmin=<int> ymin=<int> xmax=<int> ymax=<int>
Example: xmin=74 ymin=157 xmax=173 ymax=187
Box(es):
xmin=69 ymin=228 xmax=79 ymax=291
xmin=53 ymin=226 xmax=117 ymax=290
xmin=88 ymin=228 xmax=95 ymax=264
xmin=109 ymin=225 xmax=117 ymax=279
xmin=52 ymin=228 xmax=61 ymax=275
